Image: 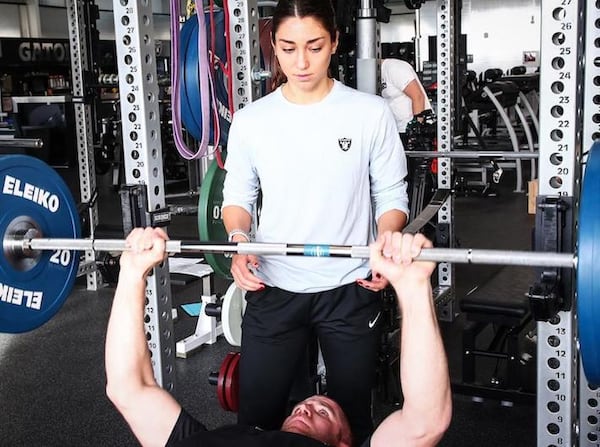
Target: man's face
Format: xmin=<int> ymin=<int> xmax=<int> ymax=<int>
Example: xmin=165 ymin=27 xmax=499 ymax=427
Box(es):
xmin=280 ymin=396 xmax=351 ymax=446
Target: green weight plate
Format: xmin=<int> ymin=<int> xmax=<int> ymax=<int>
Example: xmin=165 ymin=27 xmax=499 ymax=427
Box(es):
xmin=198 ymin=157 xmax=232 ymax=278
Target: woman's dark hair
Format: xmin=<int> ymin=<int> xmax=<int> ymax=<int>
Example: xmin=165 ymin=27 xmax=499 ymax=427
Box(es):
xmin=270 ymin=0 xmax=338 ymax=89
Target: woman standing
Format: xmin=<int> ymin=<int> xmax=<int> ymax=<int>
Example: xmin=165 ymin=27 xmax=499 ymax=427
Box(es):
xmin=222 ymin=0 xmax=409 ymax=443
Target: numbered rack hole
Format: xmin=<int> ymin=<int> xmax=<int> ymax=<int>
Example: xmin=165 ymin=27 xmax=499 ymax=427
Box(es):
xmin=549 ymin=176 xmax=563 ymax=189
xmin=552 ymin=32 xmax=566 ymax=46
xmin=550 ymin=129 xmax=563 ymax=141
xmin=550 ymin=153 xmax=563 ymax=165
xmin=547 ymin=357 xmax=560 ymax=369
xmin=552 ymin=57 xmax=565 ymax=70
xmin=552 ymin=7 xmax=566 ymax=21
xmin=547 ymin=401 xmax=560 ymax=413
xmin=551 ymin=82 xmax=564 ymax=94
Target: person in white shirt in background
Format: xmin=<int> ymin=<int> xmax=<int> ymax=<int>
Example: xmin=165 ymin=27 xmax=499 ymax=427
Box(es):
xmin=381 ymin=57 xmax=433 ymax=147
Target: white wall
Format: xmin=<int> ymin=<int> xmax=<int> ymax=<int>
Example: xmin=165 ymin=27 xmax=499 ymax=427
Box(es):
xmin=0 ymin=4 xmax=24 ymax=37
xmin=39 ymin=6 xmax=69 ymax=38
xmin=380 ymin=7 xmax=416 ymax=43
xmin=0 ymin=0 xmax=171 ymax=39
xmin=380 ymin=0 xmax=541 ymax=76
xmin=462 ymin=0 xmax=540 ymax=75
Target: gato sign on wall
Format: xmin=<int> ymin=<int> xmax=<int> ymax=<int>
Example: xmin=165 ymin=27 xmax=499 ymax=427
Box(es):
xmin=0 ymin=38 xmax=70 ymax=67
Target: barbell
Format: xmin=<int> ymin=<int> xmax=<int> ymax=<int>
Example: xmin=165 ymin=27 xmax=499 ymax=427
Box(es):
xmin=0 ymin=144 xmax=599 ymax=384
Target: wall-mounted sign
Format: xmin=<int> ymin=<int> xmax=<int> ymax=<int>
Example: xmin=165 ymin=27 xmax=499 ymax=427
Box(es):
xmin=0 ymin=38 xmax=70 ymax=68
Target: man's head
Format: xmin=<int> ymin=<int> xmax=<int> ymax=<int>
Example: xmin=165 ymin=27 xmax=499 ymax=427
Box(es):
xmin=280 ymin=396 xmax=353 ymax=447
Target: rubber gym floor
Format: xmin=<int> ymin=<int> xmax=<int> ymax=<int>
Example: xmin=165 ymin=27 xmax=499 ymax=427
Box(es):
xmin=0 ymin=169 xmax=538 ymax=446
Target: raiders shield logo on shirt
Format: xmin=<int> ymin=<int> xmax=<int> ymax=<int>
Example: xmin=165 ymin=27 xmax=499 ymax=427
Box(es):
xmin=338 ymin=138 xmax=352 ymax=151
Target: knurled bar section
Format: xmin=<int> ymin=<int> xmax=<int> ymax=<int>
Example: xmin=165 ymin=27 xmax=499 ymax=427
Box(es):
xmin=579 ymin=1 xmax=600 ymax=445
xmin=537 ymin=2 xmax=583 ymax=446
xmin=435 ymin=0 xmax=455 ymax=321
xmin=112 ymin=0 xmax=175 ymax=391
xmin=229 ymin=0 xmax=261 ymax=111
xmin=66 ymin=0 xmax=100 ymax=290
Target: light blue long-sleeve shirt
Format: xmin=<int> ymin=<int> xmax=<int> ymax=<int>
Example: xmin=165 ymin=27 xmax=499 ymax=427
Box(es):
xmin=222 ymin=80 xmax=409 ymax=292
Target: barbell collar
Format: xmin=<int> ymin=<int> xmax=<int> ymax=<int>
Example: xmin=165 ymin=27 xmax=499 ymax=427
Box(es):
xmin=8 ymin=238 xmax=577 ymax=269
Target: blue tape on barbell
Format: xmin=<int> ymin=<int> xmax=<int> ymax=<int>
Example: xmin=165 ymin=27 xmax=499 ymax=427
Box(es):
xmin=0 ymin=155 xmax=81 ymax=333
xmin=578 ymin=141 xmax=600 ymax=386
xmin=304 ymin=245 xmax=331 ymax=257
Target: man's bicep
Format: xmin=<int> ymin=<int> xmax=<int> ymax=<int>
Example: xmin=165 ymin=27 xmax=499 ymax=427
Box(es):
xmin=120 ymin=385 xmax=183 ymax=447
xmin=371 ymin=410 xmax=440 ymax=447
xmin=403 ymin=80 xmax=424 ymax=101
xmin=370 ymin=411 xmax=408 ymax=447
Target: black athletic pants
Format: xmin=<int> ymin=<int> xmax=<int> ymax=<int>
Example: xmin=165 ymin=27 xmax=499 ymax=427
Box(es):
xmin=237 ymin=282 xmax=382 ymax=445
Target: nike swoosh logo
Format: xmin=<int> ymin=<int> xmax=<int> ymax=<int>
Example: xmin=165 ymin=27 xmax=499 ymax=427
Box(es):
xmin=368 ymin=312 xmax=381 ymax=329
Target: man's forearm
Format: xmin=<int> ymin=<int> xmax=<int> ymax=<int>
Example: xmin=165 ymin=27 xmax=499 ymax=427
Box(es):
xmin=105 ymin=229 xmax=183 ymax=447
xmin=396 ymin=280 xmax=451 ymax=441
xmin=105 ymin=271 xmax=155 ymax=400
xmin=412 ymin=95 xmax=426 ymax=116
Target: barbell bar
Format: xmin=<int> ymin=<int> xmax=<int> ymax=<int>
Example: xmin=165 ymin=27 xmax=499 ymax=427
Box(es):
xmin=5 ymin=237 xmax=576 ymax=269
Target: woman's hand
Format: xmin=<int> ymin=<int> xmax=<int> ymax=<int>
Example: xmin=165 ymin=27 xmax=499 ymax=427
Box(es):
xmin=230 ymin=254 xmax=265 ymax=291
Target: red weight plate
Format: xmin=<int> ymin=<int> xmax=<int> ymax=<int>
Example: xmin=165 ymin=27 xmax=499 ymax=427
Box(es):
xmin=223 ymin=352 xmax=241 ymax=412
xmin=216 ymin=353 xmax=237 ymax=411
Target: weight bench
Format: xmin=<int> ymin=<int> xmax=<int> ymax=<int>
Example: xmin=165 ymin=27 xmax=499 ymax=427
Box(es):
xmin=460 ymin=283 xmax=532 ymax=393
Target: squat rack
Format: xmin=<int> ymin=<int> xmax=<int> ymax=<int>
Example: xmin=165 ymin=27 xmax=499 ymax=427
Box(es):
xmin=62 ymin=0 xmax=600 ymax=444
